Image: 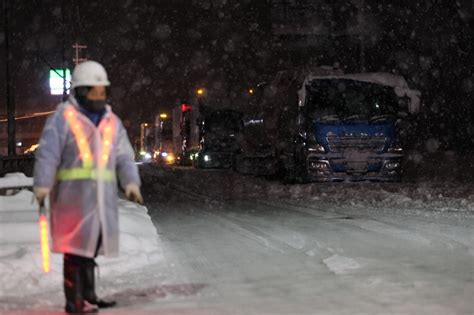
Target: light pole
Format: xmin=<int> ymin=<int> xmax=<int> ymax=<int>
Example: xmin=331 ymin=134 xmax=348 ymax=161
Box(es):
xmin=4 ymin=0 xmax=15 ymax=156
xmin=140 ymin=123 xmax=149 ymax=154
xmin=154 ymin=113 xmax=168 ymax=152
xmin=196 ymin=88 xmax=206 ymax=114
xmin=61 ymin=0 xmax=68 ymax=101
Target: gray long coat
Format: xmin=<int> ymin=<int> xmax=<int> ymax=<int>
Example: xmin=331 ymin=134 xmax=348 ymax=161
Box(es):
xmin=34 ymin=97 xmax=140 ymax=258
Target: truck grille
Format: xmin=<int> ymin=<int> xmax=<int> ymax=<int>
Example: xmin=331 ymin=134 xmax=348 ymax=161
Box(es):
xmin=326 ymin=135 xmax=386 ymax=153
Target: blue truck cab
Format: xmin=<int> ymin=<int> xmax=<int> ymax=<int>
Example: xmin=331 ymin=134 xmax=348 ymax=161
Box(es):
xmin=296 ymin=73 xmax=420 ymax=182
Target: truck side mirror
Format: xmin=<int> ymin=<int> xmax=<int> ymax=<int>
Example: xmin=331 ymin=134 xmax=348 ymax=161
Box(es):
xmin=408 ymin=97 xmax=420 ymax=114
xmin=395 ymin=86 xmax=421 ymax=114
xmin=296 ymin=132 xmax=307 ymax=142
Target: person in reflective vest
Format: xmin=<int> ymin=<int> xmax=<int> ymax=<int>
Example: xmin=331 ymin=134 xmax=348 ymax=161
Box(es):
xmin=33 ymin=60 xmax=143 ymax=314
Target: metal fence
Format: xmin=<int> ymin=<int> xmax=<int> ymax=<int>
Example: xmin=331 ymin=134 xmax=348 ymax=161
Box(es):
xmin=0 ymin=155 xmax=35 ymax=177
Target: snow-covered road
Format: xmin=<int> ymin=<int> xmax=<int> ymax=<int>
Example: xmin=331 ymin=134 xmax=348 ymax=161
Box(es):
xmin=139 ymin=198 xmax=472 ymax=313
xmin=121 ymin=166 xmax=473 ymax=315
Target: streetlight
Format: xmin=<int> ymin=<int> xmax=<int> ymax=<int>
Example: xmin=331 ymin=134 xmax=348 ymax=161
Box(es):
xmin=159 ymin=113 xmax=168 ymax=119
xmin=196 ymin=88 xmax=205 ymax=96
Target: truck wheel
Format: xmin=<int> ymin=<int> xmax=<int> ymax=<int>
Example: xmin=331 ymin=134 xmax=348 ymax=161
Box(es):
xmin=301 ymin=170 xmax=311 ymax=184
xmin=294 ymin=164 xmax=311 ymax=184
xmin=282 ymin=171 xmax=297 ymax=184
xmin=279 ymin=156 xmax=295 ymax=184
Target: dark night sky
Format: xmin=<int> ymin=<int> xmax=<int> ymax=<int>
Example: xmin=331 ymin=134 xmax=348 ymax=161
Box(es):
xmin=1 ymin=0 xmax=473 ymax=149
xmin=1 ymin=0 xmax=277 ymax=120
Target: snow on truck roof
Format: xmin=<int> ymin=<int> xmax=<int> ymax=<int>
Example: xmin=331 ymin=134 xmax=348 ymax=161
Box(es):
xmin=305 ymin=72 xmax=408 ymax=89
xmin=299 ymin=72 xmax=421 ymax=113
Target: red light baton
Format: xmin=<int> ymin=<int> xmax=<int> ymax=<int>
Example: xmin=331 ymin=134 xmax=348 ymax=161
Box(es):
xmin=39 ymin=201 xmax=50 ymax=273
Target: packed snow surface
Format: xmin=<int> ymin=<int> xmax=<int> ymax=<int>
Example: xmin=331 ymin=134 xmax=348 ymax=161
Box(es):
xmin=0 ymin=173 xmax=163 ymax=312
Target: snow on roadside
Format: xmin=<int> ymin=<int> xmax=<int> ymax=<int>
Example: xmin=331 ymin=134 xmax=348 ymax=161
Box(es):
xmin=0 ymin=173 xmax=163 ymax=308
xmin=300 ymin=183 xmax=474 ymax=214
xmin=141 ymin=165 xmax=474 ymax=215
xmin=0 ymin=173 xmax=33 ymax=189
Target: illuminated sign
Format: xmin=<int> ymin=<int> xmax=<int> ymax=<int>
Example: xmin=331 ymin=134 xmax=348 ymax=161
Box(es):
xmin=49 ymin=69 xmax=71 ymax=95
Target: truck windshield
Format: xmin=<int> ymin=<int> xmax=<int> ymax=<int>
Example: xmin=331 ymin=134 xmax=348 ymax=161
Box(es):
xmin=307 ymin=79 xmax=400 ymax=122
xmin=205 ymin=111 xmax=241 ymax=133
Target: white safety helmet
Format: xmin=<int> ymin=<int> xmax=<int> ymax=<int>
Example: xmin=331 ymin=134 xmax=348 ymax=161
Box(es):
xmin=71 ymin=60 xmax=111 ymax=88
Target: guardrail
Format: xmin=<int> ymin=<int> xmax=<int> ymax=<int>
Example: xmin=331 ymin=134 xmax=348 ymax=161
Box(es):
xmin=0 ymin=155 xmax=35 ymax=177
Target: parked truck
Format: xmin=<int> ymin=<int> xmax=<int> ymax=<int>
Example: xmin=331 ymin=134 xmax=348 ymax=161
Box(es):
xmin=233 ymin=67 xmax=421 ymax=182
xmin=195 ymin=109 xmax=242 ymax=169
xmin=136 ymin=112 xmax=176 ymax=165
xmin=172 ymin=103 xmax=201 ymax=165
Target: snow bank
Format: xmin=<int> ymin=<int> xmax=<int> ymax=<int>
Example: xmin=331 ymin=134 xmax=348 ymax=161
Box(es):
xmin=0 ymin=172 xmax=33 ymax=189
xmin=142 ymin=165 xmax=474 ymax=216
xmin=0 ymin=174 xmax=162 ymax=307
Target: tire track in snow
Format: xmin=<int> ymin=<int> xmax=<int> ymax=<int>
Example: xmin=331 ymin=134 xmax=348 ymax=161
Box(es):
xmin=201 ymin=203 xmax=358 ymax=269
xmin=201 ymin=203 xmax=371 ymax=276
xmin=251 ymin=198 xmax=466 ymax=250
xmin=274 ymin=198 xmax=474 ymax=253
xmin=148 ymin=177 xmax=363 ymax=275
xmin=147 ymin=169 xmax=453 ymax=275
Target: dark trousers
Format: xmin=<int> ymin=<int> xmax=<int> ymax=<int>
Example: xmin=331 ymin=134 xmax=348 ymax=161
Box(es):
xmin=63 ymin=232 xmax=102 ymax=310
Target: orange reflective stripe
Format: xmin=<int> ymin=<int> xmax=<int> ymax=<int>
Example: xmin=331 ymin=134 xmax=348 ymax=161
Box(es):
xmin=99 ymin=116 xmax=116 ymax=167
xmin=64 ymin=105 xmax=93 ymax=168
xmin=64 ymin=105 xmax=118 ymax=170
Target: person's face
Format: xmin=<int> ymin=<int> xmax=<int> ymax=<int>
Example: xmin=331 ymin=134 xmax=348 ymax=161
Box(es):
xmin=86 ymin=86 xmax=107 ymax=101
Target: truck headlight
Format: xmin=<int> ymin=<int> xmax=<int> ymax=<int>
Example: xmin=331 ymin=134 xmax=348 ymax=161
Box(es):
xmin=385 ymin=162 xmax=401 ymax=170
xmin=307 ymin=144 xmax=326 ymax=153
xmin=387 ymin=144 xmax=403 ymax=153
xmin=165 ymin=153 xmax=175 ymax=164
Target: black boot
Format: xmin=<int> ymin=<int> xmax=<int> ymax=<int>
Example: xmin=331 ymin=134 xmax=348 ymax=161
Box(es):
xmin=64 ymin=255 xmax=99 ymax=314
xmin=83 ymin=260 xmax=117 ymax=309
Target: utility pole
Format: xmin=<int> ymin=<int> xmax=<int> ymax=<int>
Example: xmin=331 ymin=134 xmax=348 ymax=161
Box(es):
xmin=4 ymin=0 xmax=15 ymax=156
xmin=72 ymin=43 xmax=88 ymax=65
xmin=61 ymin=1 xmax=68 ymax=101
xmin=281 ymin=0 xmax=288 ymax=20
